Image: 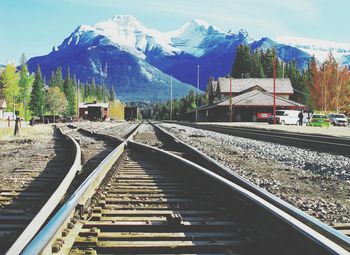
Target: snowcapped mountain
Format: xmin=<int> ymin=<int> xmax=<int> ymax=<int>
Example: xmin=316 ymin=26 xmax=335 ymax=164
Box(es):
xmin=276 ymin=36 xmax=350 ymax=67
xmin=27 ymin=15 xmax=350 ymax=101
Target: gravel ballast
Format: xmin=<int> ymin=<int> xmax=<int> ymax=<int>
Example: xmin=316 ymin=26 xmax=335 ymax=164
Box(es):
xmin=160 ymin=123 xmax=350 ymax=225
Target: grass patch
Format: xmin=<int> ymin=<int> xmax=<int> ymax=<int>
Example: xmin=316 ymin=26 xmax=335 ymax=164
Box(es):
xmin=0 ymin=125 xmax=52 ymax=139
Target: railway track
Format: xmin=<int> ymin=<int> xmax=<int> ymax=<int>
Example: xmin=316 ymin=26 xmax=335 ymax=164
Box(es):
xmin=18 ymin=122 xmax=349 ymax=254
xmin=169 ymin=122 xmax=350 ymax=157
xmin=5 ymin=123 xmax=135 ymax=254
xmin=0 ymin=126 xmax=79 ymax=254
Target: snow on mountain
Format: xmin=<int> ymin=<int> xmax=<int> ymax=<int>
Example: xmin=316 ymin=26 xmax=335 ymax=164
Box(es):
xmin=167 ymin=19 xmax=223 ymax=57
xmin=276 ymin=36 xmax=350 ymax=65
xmin=60 ymin=15 xmax=227 ymax=59
xmin=27 ymin=14 xmax=350 ymax=101
xmin=61 ymin=15 xmax=177 ymax=59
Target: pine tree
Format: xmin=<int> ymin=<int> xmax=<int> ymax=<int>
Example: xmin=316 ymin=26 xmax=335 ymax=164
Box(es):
xmin=29 ymin=65 xmax=45 ymax=116
xmin=232 ymin=45 xmax=252 ymax=78
xmin=242 ymin=45 xmax=252 ymax=77
xmin=91 ymin=78 xmax=96 ymax=99
xmin=50 ymin=66 xmax=63 ymax=90
xmin=109 ymin=86 xmax=116 ymax=102
xmin=18 ymin=54 xmax=34 ymax=120
xmin=63 ymin=68 xmax=76 ymax=116
xmin=250 ymin=50 xmax=265 ymax=78
xmin=232 ymin=45 xmax=243 ymax=78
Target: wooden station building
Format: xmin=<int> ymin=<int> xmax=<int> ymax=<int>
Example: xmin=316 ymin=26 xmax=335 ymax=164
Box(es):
xmin=191 ymin=77 xmax=305 ymax=122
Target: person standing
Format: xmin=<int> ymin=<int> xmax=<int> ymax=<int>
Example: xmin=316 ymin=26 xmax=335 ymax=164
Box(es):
xmin=298 ymin=110 xmax=303 ymax=126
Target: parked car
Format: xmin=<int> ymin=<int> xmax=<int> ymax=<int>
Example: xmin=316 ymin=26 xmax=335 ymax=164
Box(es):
xmin=327 ymin=114 xmax=348 ymax=126
xmin=268 ymin=110 xmax=300 ymax=125
xmin=309 ymin=114 xmax=331 ymax=127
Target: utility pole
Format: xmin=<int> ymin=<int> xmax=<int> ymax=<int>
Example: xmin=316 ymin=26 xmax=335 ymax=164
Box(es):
xmin=282 ymin=62 xmax=285 ymax=79
xmin=273 ymin=57 xmax=276 ymax=124
xmin=195 ymin=65 xmax=199 ymax=122
xmin=170 ymin=75 xmax=173 ymax=121
xmin=229 ymin=77 xmax=233 ymax=122
xmin=77 ymin=79 xmax=80 ymax=119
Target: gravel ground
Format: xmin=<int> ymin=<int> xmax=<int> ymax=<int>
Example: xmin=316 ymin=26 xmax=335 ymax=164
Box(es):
xmin=0 ymin=125 xmax=72 ymax=250
xmin=0 ymin=125 xmax=65 ymax=190
xmin=160 ymin=123 xmax=350 ymax=225
xmin=134 ymin=124 xmax=164 ymax=147
xmin=71 ymin=121 xmax=138 ymax=138
xmin=201 ymin=122 xmax=350 ymax=138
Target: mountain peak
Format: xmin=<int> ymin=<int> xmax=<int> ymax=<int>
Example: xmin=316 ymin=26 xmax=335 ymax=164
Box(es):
xmin=190 ymin=19 xmax=210 ymax=29
xmin=108 ymin=14 xmax=143 ymax=28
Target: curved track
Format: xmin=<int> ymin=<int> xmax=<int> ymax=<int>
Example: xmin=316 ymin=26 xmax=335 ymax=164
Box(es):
xmin=19 ymin=122 xmax=349 ymax=254
xmin=2 ymin=126 xmax=80 ymax=254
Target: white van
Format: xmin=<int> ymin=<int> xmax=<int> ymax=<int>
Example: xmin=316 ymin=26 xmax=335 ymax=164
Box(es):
xmin=268 ymin=110 xmax=300 ymax=125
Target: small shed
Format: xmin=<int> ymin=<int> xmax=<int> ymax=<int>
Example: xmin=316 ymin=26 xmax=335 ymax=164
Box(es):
xmin=124 ymin=107 xmax=139 ymax=121
xmin=79 ymin=102 xmax=109 ymax=121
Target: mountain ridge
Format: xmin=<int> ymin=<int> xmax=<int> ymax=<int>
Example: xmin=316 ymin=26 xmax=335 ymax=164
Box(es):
xmin=27 ymin=15 xmax=350 ymax=100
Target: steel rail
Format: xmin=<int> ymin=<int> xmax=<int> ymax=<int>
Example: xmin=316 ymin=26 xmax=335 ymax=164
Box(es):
xmin=6 ymin=125 xmax=82 ymax=255
xmin=21 ymin=123 xmax=142 ymax=255
xmin=167 ymin=121 xmax=350 ymax=157
xmin=151 ymin=121 xmax=350 ymax=251
xmin=128 ymin=140 xmax=349 ymax=254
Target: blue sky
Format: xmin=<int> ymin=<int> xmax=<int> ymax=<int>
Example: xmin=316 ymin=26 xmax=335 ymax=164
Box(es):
xmin=0 ymin=0 xmax=348 ymax=63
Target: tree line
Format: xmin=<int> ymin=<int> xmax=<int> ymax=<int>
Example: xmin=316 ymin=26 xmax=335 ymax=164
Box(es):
xmin=0 ymin=55 xmax=117 ymax=120
xmin=231 ymin=44 xmax=350 ymax=113
xmin=152 ymin=90 xmax=207 ymax=120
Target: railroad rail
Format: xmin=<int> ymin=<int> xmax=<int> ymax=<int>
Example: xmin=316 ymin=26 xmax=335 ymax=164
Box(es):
xmin=5 ymin=123 xmax=140 ymax=254
xmin=148 ymin=121 xmax=350 ymax=246
xmin=5 ymin=126 xmax=81 ymax=254
xmin=20 ymin=122 xmax=349 ymax=254
xmin=167 ymin=122 xmax=350 ymax=157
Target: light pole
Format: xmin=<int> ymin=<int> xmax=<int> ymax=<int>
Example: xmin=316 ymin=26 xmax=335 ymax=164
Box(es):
xmin=229 ymin=77 xmax=232 ymax=121
xmin=170 ymin=75 xmax=173 ymax=121
xmin=273 ymin=57 xmax=276 ymax=124
xmin=195 ymin=65 xmax=199 ymax=122
xmin=77 ymin=79 xmax=80 ymax=119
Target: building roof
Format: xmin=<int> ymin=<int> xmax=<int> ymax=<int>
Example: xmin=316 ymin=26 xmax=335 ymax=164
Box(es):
xmin=213 ymin=78 xmax=294 ymax=94
xmin=79 ymin=102 xmax=109 ymax=109
xmin=192 ymin=89 xmax=304 ymax=112
xmin=217 ymin=90 xmax=304 ymax=107
xmin=0 ymin=98 xmax=6 ymax=109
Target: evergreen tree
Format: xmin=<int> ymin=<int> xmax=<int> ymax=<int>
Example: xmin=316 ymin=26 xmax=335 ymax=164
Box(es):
xmin=29 ymin=65 xmax=45 ymax=116
xmin=63 ymin=68 xmax=76 ymax=116
xmin=250 ymin=50 xmax=265 ymax=78
xmin=261 ymin=48 xmax=274 ymax=77
xmin=207 ymin=82 xmax=214 ymax=105
xmin=50 ymin=66 xmax=63 ymax=90
xmin=109 ymin=87 xmax=116 ymax=102
xmin=18 ymin=54 xmax=34 ymax=120
xmin=232 ymin=45 xmax=252 ymax=78
xmin=242 ymin=45 xmax=252 ymax=77
xmin=232 ymin=45 xmax=243 ymax=78
xmin=91 ymin=78 xmax=96 ymax=98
